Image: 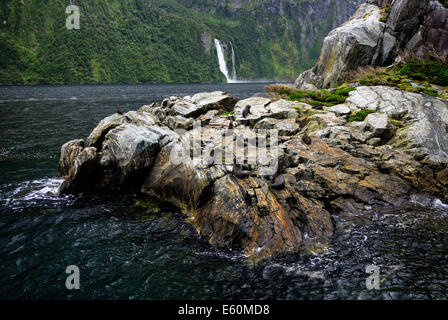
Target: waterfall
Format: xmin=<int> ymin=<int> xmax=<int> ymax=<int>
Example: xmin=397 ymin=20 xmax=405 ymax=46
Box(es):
xmin=230 ymin=42 xmax=237 ymax=81
xmin=214 ymin=39 xmax=237 ymax=83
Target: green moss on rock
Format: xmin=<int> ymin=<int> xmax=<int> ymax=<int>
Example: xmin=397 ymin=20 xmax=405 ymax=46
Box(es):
xmin=266 ymin=84 xmax=354 ymax=107
xmin=348 ymin=109 xmax=376 ymax=123
xmin=398 ymin=61 xmax=448 ymax=86
xmin=347 ymin=61 xmax=448 ymax=98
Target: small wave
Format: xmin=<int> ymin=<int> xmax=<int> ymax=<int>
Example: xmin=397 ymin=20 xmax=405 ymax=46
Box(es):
xmin=2 ymin=178 xmax=73 ymax=210
xmin=432 ymin=199 xmax=448 ymax=213
xmin=13 ymin=178 xmax=64 ymax=200
xmin=0 ymin=97 xmax=78 ymax=103
xmin=195 ymin=247 xmax=245 ymax=262
xmin=410 ymin=194 xmax=448 ymax=213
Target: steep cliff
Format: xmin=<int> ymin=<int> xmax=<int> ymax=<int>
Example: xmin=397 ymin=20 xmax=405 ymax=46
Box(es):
xmin=176 ymin=0 xmax=364 ymax=80
xmin=0 ymin=0 xmax=362 ymax=84
xmin=295 ymin=0 xmax=448 ymax=89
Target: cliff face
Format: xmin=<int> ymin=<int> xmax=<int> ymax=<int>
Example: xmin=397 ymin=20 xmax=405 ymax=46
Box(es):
xmin=295 ymin=0 xmax=448 ymax=89
xmin=177 ymin=0 xmax=364 ymax=80
xmin=0 ymin=0 xmax=362 ymax=84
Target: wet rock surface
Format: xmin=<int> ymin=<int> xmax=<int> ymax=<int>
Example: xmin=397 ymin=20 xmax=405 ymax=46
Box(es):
xmin=59 ymin=89 xmax=448 ymax=259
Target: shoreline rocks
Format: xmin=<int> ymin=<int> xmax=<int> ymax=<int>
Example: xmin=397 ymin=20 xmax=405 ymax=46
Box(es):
xmin=57 ymin=0 xmax=448 ymax=259
xmin=58 ymin=87 xmax=448 ymax=259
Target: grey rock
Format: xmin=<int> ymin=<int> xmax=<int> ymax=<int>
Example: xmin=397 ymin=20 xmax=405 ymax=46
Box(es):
xmin=60 ymin=147 xmax=98 ymax=193
xmin=165 ymin=115 xmax=194 ymax=130
xmin=172 ymin=91 xmax=237 ymax=119
xmin=198 ymin=110 xmax=221 ymax=125
xmin=235 ymin=97 xmax=271 ymax=120
xmin=295 ymin=4 xmax=385 ymax=89
xmin=295 ymin=0 xmax=437 ymax=88
xmin=58 ymin=84 xmax=448 ymax=259
xmin=58 ymin=139 xmax=84 ymax=176
xmin=324 ymin=104 xmax=352 ymax=116
xmin=254 ymin=118 xmax=300 ymax=136
xmin=267 ymin=99 xmax=300 ymax=119
xmin=305 ymin=112 xmax=346 ymax=134
xmin=60 ymin=111 xmax=177 ymax=193
xmin=365 ymin=113 xmax=390 ymax=134
xmin=347 ymin=86 xmax=448 ymax=163
xmin=85 ymin=111 xmax=159 ymax=148
xmin=85 ymin=113 xmax=126 ymax=148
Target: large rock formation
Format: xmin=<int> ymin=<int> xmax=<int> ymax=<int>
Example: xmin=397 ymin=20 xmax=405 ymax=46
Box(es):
xmin=295 ymin=0 xmax=448 ymax=89
xmin=56 ymin=1 xmax=448 ymax=260
xmin=58 ymin=87 xmax=448 ymax=259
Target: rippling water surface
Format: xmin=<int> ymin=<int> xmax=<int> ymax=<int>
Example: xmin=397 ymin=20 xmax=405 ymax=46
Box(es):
xmin=1 ymin=84 xmax=448 ymax=300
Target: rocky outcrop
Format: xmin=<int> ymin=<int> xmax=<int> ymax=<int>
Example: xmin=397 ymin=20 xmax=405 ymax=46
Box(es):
xmin=406 ymin=0 xmax=448 ymax=60
xmin=296 ymin=3 xmax=387 ymax=89
xmin=60 ymin=111 xmax=177 ymax=193
xmin=58 ymin=88 xmax=448 ymax=259
xmin=345 ymin=86 xmax=448 ymax=164
xmin=295 ymin=0 xmax=447 ymax=89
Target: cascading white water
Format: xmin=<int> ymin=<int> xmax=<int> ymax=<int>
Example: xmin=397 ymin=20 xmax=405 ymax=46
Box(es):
xmin=214 ymin=39 xmax=237 ymax=83
xmin=230 ymin=42 xmax=237 ymax=81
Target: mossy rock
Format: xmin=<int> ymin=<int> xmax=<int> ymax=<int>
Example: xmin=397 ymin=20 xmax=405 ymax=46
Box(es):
xmin=390 ymin=119 xmax=405 ymax=128
xmin=221 ymin=110 xmax=235 ymax=117
xmin=348 ymin=109 xmax=376 ymax=123
xmin=266 ymin=84 xmax=354 ymax=108
xmin=398 ymin=61 xmax=448 ymax=86
xmin=348 ymin=60 xmax=448 ymax=99
xmin=134 ymin=197 xmax=161 ymax=214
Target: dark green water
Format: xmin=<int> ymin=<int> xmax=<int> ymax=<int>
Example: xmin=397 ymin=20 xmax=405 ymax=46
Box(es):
xmin=1 ymin=84 xmax=448 ymax=300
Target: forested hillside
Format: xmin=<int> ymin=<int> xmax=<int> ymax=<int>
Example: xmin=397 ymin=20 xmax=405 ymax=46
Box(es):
xmin=0 ymin=0 xmax=362 ymax=84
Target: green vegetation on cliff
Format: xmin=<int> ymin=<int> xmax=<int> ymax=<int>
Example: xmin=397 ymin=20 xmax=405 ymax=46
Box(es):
xmin=266 ymin=83 xmax=355 ymax=107
xmin=347 ymin=109 xmax=376 ymax=123
xmin=1 ymin=0 xmax=222 ymax=84
xmin=0 ymin=0 xmax=361 ymax=84
xmin=343 ymin=61 xmax=448 ymax=99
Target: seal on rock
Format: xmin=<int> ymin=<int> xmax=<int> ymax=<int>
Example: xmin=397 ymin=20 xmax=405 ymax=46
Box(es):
xmin=233 ymin=163 xmax=251 ymax=179
xmin=242 ymin=105 xmax=251 ymax=118
xmin=302 ymin=133 xmax=312 ymax=145
xmin=270 ymin=174 xmax=285 ymax=190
